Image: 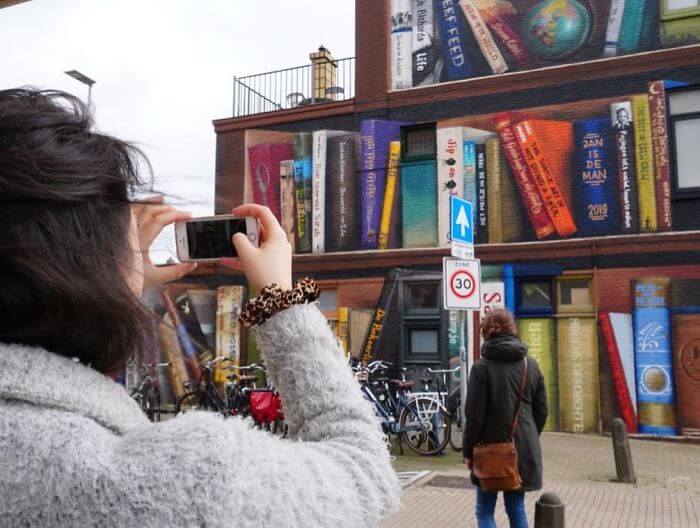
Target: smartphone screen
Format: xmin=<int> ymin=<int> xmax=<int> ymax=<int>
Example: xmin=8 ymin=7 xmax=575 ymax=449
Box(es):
xmin=186 ymin=218 xmax=247 ymax=259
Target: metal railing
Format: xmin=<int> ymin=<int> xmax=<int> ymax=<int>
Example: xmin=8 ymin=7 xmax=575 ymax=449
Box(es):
xmin=232 ymin=57 xmax=355 ymax=118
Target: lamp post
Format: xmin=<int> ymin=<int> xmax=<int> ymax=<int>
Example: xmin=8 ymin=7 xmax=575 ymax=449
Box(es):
xmin=64 ymin=69 xmax=96 ymax=107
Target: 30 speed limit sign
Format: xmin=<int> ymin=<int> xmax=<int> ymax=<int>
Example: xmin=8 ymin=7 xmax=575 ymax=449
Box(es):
xmin=443 ymin=257 xmax=481 ymax=310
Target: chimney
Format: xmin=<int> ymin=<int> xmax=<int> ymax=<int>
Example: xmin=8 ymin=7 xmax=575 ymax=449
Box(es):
xmin=309 ymin=45 xmax=337 ymax=101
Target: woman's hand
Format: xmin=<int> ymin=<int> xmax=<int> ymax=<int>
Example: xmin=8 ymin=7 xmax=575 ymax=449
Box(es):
xmin=220 ymin=204 xmax=292 ymax=291
xmin=132 ymin=198 xmax=196 ymax=292
xmin=464 ymin=457 xmax=472 ymax=470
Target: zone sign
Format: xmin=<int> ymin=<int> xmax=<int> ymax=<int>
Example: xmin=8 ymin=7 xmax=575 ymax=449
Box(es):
xmin=443 ymin=257 xmax=481 ymax=310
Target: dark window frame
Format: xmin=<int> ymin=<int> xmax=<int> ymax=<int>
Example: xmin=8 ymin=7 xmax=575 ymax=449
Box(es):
xmin=400 ymin=122 xmax=437 ymax=162
xmin=669 ymin=93 xmax=700 ymax=198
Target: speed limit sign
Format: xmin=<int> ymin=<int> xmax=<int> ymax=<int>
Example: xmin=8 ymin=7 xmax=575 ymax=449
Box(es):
xmin=443 ymin=257 xmax=481 ymax=310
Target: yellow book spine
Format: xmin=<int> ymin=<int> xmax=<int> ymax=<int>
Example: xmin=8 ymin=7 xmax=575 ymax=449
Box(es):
xmin=378 ymin=141 xmax=401 ymax=250
xmin=486 ymin=138 xmax=502 ymax=243
xmin=337 ymin=307 xmax=349 ymax=358
xmin=632 ymin=94 xmax=658 ymax=232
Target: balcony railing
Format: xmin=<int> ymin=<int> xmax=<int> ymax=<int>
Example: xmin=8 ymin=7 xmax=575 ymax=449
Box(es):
xmin=232 ymin=56 xmax=355 ymax=118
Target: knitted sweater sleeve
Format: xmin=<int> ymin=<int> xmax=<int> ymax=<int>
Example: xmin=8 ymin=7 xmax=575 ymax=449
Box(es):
xmin=109 ymin=303 xmax=400 ymax=528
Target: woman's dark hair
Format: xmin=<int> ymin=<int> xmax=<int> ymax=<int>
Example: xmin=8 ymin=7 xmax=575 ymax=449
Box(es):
xmin=0 ymin=88 xmax=154 ymax=373
xmin=480 ymin=308 xmax=518 ymax=341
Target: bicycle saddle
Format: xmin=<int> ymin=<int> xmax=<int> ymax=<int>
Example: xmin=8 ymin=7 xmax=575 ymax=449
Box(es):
xmin=236 ymin=375 xmax=259 ymax=383
xmin=390 ymin=379 xmax=414 ymax=389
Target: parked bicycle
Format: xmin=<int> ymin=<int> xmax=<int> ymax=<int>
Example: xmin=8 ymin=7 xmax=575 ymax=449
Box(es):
xmin=130 ymin=362 xmax=171 ymax=422
xmin=354 ymin=360 xmax=451 ymax=456
xmin=176 ymin=358 xmax=286 ymax=436
xmin=422 ymin=366 xmax=463 ymax=452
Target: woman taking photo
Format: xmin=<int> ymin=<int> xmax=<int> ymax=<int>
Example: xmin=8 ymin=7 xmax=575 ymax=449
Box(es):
xmin=463 ymin=309 xmax=548 ymax=528
xmin=0 ymin=89 xmax=399 ymax=527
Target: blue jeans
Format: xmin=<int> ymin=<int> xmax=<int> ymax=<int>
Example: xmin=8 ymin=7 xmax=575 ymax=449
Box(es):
xmin=475 ymin=487 xmax=528 ymax=528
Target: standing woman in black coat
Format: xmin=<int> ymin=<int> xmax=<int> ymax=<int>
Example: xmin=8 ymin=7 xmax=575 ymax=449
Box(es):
xmin=463 ymin=309 xmax=548 ymax=528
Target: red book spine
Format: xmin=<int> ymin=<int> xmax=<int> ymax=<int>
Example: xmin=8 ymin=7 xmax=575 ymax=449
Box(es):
xmin=515 ymin=121 xmax=577 ymax=238
xmin=480 ymin=12 xmax=532 ymax=69
xmin=648 ymin=81 xmax=672 ymax=231
xmin=493 ymin=113 xmax=556 ymax=240
xmin=599 ymin=313 xmax=638 ymax=433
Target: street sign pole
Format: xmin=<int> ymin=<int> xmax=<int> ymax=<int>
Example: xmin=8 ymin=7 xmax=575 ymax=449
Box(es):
xmin=459 ymin=310 xmax=468 ymax=427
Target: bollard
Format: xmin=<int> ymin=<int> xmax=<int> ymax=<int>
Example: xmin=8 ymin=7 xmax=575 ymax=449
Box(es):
xmin=534 ymin=493 xmax=565 ymax=528
xmin=611 ymin=417 xmax=637 ymax=484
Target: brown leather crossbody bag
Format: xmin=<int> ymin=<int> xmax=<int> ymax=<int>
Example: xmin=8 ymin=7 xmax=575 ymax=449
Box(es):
xmin=472 ymin=357 xmax=528 ymax=492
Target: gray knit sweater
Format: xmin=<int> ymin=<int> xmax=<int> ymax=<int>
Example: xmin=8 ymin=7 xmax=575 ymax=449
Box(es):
xmin=0 ymin=304 xmax=400 ymax=527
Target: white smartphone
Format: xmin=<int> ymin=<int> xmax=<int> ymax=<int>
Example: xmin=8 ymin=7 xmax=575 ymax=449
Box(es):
xmin=174 ymin=214 xmax=260 ymax=262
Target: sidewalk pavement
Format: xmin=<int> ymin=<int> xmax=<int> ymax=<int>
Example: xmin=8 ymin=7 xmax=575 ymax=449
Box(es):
xmin=381 ymin=433 xmax=700 ymax=527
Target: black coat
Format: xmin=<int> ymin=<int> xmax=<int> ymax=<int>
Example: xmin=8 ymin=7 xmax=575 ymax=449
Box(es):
xmin=463 ymin=335 xmax=548 ymax=491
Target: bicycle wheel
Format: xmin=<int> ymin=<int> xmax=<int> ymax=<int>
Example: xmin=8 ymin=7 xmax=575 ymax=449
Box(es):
xmin=144 ymin=385 xmax=161 ymax=422
xmin=176 ymin=391 xmax=210 ymax=414
xmin=399 ymin=395 xmax=451 ymax=456
xmin=449 ymin=406 xmax=463 ymax=452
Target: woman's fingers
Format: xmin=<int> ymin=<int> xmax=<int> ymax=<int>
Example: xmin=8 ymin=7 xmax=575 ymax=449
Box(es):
xmin=232 ymin=204 xmax=284 ymax=240
xmin=149 ymin=262 xmax=197 ymax=284
xmin=139 ymin=209 xmax=192 ymax=249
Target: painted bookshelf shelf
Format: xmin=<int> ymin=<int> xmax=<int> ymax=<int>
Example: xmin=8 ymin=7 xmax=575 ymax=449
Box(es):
xmin=186 ymin=230 xmax=700 ymax=276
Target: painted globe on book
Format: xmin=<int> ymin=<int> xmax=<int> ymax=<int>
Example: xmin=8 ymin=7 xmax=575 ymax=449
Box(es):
xmin=522 ymin=0 xmax=592 ymax=61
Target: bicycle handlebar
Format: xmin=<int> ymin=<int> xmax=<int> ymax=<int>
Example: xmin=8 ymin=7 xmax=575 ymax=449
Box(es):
xmin=427 ymin=366 xmax=460 ymax=374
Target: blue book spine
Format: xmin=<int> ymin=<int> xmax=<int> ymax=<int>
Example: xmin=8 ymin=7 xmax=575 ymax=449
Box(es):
xmin=434 ymin=0 xmax=473 ymax=81
xmin=633 ymin=278 xmax=678 ymax=436
xmin=618 ymin=0 xmax=647 ymax=54
xmin=462 ymin=140 xmax=477 ymax=231
xmin=401 ymin=159 xmax=438 ymax=247
xmin=503 ymin=264 xmax=516 ymax=314
xmin=573 ymin=118 xmax=620 ymax=237
xmin=475 ymin=143 xmax=488 ymax=244
xmin=360 ymin=120 xmax=403 ymax=249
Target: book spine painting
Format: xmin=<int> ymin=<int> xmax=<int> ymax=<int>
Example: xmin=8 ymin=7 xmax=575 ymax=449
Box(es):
xmin=475 ymin=1 xmax=531 ymax=69
xmin=631 ymin=94 xmax=658 ymax=232
xmin=463 ymin=140 xmax=477 ymax=216
xmin=434 ymin=0 xmax=473 ymax=81
xmin=458 ymin=0 xmax=508 ymax=74
xmin=486 ymin=138 xmax=502 ymax=244
xmin=573 ymin=117 xmax=620 ymax=237
xmin=494 ymin=113 xmax=555 ymax=240
xmin=175 ymin=293 xmax=214 ymax=366
xmin=557 ymin=316 xmax=600 ymax=433
xmin=311 ymin=131 xmax=327 ymax=254
xmin=362 ymin=270 xmax=401 ymax=365
xmin=603 ymin=0 xmax=626 ymax=57
xmin=360 ymin=120 xmax=403 ymax=249
xmin=519 ymin=318 xmax=559 ymax=431
xmin=610 ymin=101 xmax=640 ymax=234
xmin=648 ymin=81 xmax=673 ymax=231
xmin=412 ymin=0 xmax=436 ymax=86
xmin=599 ymin=312 xmax=638 ymax=433
xmin=617 ymin=0 xmax=647 ymax=54
xmin=515 ymin=121 xmax=578 ymax=238
xmin=475 ymin=143 xmax=488 ymax=244
xmin=326 ymin=134 xmax=360 ymax=252
xmin=156 ymin=322 xmax=190 ymax=400
xmin=672 ymin=314 xmax=700 ymax=434
xmin=632 ymin=278 xmax=678 ymax=436
xmin=160 ymin=287 xmax=201 ymax=381
xmin=279 ymin=160 xmax=296 ymax=253
xmin=402 ymin=159 xmax=439 ymax=247
xmin=378 ymin=141 xmax=402 ymax=250
xmin=437 ymin=128 xmax=464 ymax=247
xmin=215 ymin=286 xmax=245 ymax=383
xmin=337 ymin=307 xmax=350 ymax=358
xmin=293 ymin=133 xmax=312 ymax=253
xmin=391 ymin=0 xmax=413 ymax=90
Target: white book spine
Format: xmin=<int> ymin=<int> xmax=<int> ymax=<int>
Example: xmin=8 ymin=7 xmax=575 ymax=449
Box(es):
xmin=391 ymin=0 xmax=413 ymax=89
xmin=437 ymin=127 xmax=465 ymax=247
xmin=311 ymin=131 xmax=327 ymax=254
xmin=603 ymin=0 xmax=626 ymax=57
xmin=279 ymin=160 xmax=296 ymax=253
xmin=459 ymin=0 xmax=508 ymax=75
xmin=610 ymin=312 xmax=637 ymax=413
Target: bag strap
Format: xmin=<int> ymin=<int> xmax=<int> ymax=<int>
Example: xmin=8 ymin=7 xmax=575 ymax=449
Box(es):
xmin=509 ymin=357 xmax=529 ymax=440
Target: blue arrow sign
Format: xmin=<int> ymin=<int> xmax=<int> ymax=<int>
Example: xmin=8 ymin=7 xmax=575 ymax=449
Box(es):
xmin=450 ymin=195 xmax=473 ymax=245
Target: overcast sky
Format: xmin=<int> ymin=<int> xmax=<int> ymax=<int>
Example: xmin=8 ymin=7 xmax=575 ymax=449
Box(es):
xmin=1 ymin=0 xmax=355 ymax=260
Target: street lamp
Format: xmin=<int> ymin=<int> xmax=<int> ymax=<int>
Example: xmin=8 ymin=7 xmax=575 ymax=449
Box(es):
xmin=64 ymin=69 xmax=95 ymax=106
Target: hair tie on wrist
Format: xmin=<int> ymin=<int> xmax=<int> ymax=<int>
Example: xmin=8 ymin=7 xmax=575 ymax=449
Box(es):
xmin=239 ymin=277 xmax=320 ymax=327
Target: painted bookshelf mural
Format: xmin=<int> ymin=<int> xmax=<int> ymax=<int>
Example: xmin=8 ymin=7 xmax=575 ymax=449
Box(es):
xmin=389 ymin=0 xmax=700 ymax=90
xmin=242 ymin=80 xmax=694 ymax=256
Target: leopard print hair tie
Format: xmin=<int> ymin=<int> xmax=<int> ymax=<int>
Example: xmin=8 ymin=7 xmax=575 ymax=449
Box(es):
xmin=239 ymin=277 xmax=320 ymax=327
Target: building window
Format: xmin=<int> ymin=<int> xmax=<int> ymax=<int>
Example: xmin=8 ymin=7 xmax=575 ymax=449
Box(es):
xmin=408 ymin=327 xmax=439 ymax=356
xmin=405 ymin=281 xmax=439 ymax=314
xmin=669 ymin=86 xmax=700 ymax=196
xmin=402 ymin=123 xmax=436 ymax=160
xmin=400 ymin=274 xmax=445 ymax=366
xmin=516 ymin=279 xmax=554 ymax=316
